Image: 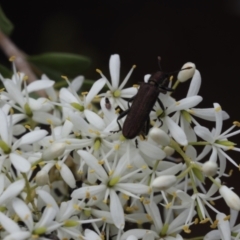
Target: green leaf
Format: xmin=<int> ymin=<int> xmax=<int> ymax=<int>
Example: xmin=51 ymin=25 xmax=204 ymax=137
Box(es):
xmin=0 ymin=5 xmax=14 ymax=35
xmin=27 ymin=52 xmax=91 ymax=81
xmin=0 ymin=64 xmax=12 ymax=78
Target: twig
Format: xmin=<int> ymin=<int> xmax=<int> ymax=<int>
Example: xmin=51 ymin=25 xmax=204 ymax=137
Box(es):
xmin=0 ymin=29 xmax=46 ymax=97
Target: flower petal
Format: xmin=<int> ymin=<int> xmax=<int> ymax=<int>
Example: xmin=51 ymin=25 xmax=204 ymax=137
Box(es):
xmin=166 ymin=116 xmax=188 ymax=146
xmin=109 ymin=54 xmax=120 ymax=89
xmin=110 ymin=189 xmax=125 ymax=229
xmin=10 ymin=153 xmax=31 ymax=173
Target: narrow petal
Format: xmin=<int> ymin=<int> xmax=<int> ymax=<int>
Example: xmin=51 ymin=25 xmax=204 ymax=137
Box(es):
xmin=84 ymin=109 xmax=105 ymax=130
xmin=0 ymin=179 xmax=25 ymax=205
xmin=138 ymin=141 xmax=166 ymax=160
xmin=190 ymin=108 xmax=229 ymax=121
xmin=110 ymin=189 xmax=125 ymax=229
xmin=116 ymin=183 xmax=149 ymax=194
xmin=85 ymin=78 xmax=106 ymax=106
xmin=194 ymin=126 xmax=214 ymax=143
xmin=0 ymin=212 xmax=21 ymax=233
xmin=71 ymin=185 xmax=106 ymax=199
xmin=0 ymin=109 xmax=9 ymax=144
xmin=4 ymin=80 xmax=25 ymax=107
xmin=120 ymin=87 xmax=138 ymax=98
xmin=57 ymin=162 xmax=76 ymax=188
xmin=213 ymin=103 xmax=223 ymax=138
xmin=84 ymin=229 xmax=101 ymax=240
xmin=166 ymin=116 xmax=188 ymax=146
xmin=59 ymin=88 xmax=78 ymax=103
xmin=70 ymin=75 xmax=84 ymax=92
xmin=217 ymin=212 xmax=231 ymax=240
xmin=77 ymin=150 xmax=108 ymax=180
xmin=36 ymin=189 xmax=59 ymax=213
xmin=3 ymin=231 xmax=31 ymax=240
xmin=166 ymin=96 xmax=202 ymax=115
xmin=187 ymin=69 xmax=201 ymax=97
xmin=109 ymin=54 xmax=120 ymax=89
xmin=16 ymin=130 xmax=48 ymax=148
xmin=32 ymin=112 xmax=62 ymax=125
xmin=10 ymin=153 xmax=31 ymax=173
xmin=12 ymin=198 xmax=33 ymax=231
xmin=26 ymin=80 xmax=54 ymax=93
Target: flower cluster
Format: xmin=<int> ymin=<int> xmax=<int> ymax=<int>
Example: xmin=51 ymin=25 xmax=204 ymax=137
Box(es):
xmin=0 ymin=54 xmax=239 ymax=240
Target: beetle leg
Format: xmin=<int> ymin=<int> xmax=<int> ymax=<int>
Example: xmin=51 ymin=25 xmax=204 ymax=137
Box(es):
xmin=111 ymin=108 xmax=130 ymax=133
xmin=157 ymin=98 xmax=165 ymax=127
xmin=127 ymin=95 xmax=135 ymax=108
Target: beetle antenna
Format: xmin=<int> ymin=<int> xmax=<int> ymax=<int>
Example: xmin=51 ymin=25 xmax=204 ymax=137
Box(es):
xmin=157 ymin=56 xmax=162 ymax=71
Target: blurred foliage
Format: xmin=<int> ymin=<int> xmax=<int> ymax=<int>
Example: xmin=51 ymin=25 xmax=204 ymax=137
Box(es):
xmin=27 ymin=53 xmax=91 ymax=81
xmin=0 ymin=64 xmax=12 ymax=78
xmin=0 ymin=5 xmax=14 ymax=35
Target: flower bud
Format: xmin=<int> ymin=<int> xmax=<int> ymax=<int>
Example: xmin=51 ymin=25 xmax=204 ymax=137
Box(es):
xmin=42 ymin=143 xmax=66 ymax=161
xmin=163 ymin=146 xmax=175 ymax=156
xmin=149 ymin=128 xmax=170 ymax=146
xmin=152 ymin=175 xmax=177 ymax=190
xmin=202 ymin=161 xmax=218 ymax=176
xmin=177 ymin=62 xmax=196 ymax=82
xmin=36 ymin=170 xmax=49 ymax=186
xmin=219 ymin=186 xmax=240 ymax=211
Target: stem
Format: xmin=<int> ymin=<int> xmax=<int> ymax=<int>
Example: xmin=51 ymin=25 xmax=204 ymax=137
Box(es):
xmin=169 ymin=139 xmax=198 ymax=194
xmin=188 ymin=141 xmax=209 ymax=146
xmin=0 ymin=29 xmax=46 ymax=97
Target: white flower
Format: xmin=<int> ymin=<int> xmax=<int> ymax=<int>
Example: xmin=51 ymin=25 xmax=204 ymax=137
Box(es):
xmin=97 ymin=54 xmax=137 ymax=110
xmin=194 ymin=103 xmax=240 ymax=175
xmin=71 ymin=150 xmax=150 ymax=229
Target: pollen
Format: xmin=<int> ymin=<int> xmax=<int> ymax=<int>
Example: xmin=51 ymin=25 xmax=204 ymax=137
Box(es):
xmin=98 ymin=160 xmax=105 ymax=165
xmin=200 ymin=218 xmax=209 ymax=224
xmin=176 ymin=101 xmax=180 ymax=105
xmin=92 ymin=195 xmax=97 ymax=200
xmin=182 ymin=225 xmax=191 ymax=234
xmin=47 ymin=119 xmax=53 ymax=125
xmin=55 ymin=163 xmax=61 ymax=170
xmin=229 ymin=169 xmax=233 ymax=176
xmin=224 ymin=215 xmax=230 ymax=221
xmin=81 ymin=91 xmax=88 ymax=96
xmin=233 ymin=121 xmax=240 ymax=127
xmin=210 ymin=220 xmax=218 ymax=229
xmin=194 ymin=218 xmax=199 ymax=224
xmin=165 ymin=203 xmax=172 ymax=209
xmin=114 ymin=144 xmax=120 ymax=150
xmin=23 ymin=75 xmax=28 ymax=81
xmin=122 ymin=194 xmax=129 ymax=200
xmin=146 ymin=214 xmax=153 ymax=221
xmin=96 ymin=69 xmax=102 ymax=74
xmin=86 ymin=191 xmax=90 ymax=199
xmin=61 ymin=75 xmax=68 ymax=81
xmin=25 ymin=125 xmax=31 ymax=130
xmin=215 ymin=106 xmax=222 ymax=112
xmin=9 ymin=56 xmax=16 ymax=61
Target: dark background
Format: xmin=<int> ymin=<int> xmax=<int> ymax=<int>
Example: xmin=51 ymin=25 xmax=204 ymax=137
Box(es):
xmin=1 ymin=0 xmax=240 ymax=235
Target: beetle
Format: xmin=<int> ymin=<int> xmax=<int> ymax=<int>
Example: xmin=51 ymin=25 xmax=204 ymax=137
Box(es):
xmin=111 ymin=59 xmax=192 ymax=139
